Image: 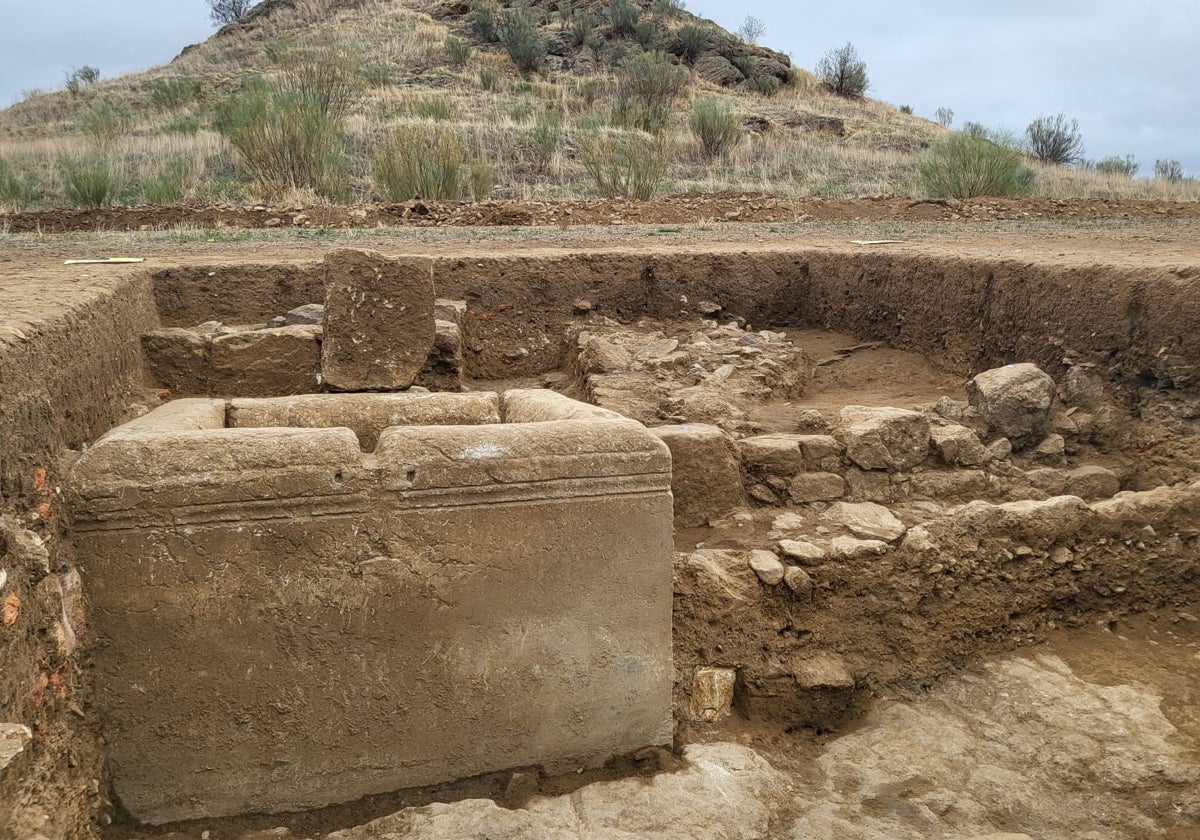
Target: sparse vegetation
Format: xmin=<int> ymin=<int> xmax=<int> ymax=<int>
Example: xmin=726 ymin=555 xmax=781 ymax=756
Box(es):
xmin=65 ymin=66 xmax=100 ymax=97
xmin=372 ymin=125 xmax=465 ymax=201
xmin=148 ymin=77 xmax=204 ymax=110
xmin=1093 ymin=155 xmax=1138 ymax=178
xmin=499 ymin=8 xmax=546 ymax=75
xmin=1026 ymin=113 xmax=1084 ymax=165
xmin=469 ymin=157 xmax=494 ymax=201
xmin=207 ymin=0 xmax=257 ymax=27
xmin=918 ymin=132 xmax=1034 ymax=199
xmin=141 ymin=158 xmax=194 ymax=204
xmin=479 ymin=67 xmax=500 ymax=92
xmin=651 ymin=0 xmax=686 ymax=19
xmin=935 ymin=106 xmax=953 ymax=128
xmin=676 ymin=23 xmax=710 ymax=63
xmin=468 ymin=0 xmax=501 ymax=42
xmin=899 ymin=105 xmax=913 ymax=115
xmin=528 ymin=110 xmax=563 ymax=173
xmin=816 ymin=43 xmax=868 ymax=98
xmin=690 ymin=97 xmax=743 ymax=159
xmin=412 ymin=94 xmax=456 ymax=121
xmin=736 ymin=15 xmax=765 ymax=44
xmin=608 ymin=0 xmax=641 ymax=38
xmin=80 ymin=104 xmax=135 ymax=150
xmin=611 ymin=50 xmax=689 ymax=134
xmin=0 ymin=160 xmax=39 ymax=211
xmin=577 ymin=129 xmax=667 ymax=200
xmin=59 ymin=155 xmax=122 ymax=208
xmin=444 ymin=36 xmax=471 ymax=67
xmin=1155 ymin=159 xmax=1184 ymax=182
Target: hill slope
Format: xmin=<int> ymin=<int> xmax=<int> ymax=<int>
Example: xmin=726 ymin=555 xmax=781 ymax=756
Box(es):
xmin=0 ymin=0 xmax=1194 ymax=208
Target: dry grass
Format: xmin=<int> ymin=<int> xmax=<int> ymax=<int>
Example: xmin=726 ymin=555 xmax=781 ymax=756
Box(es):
xmin=1 ymin=0 xmax=1196 ymax=208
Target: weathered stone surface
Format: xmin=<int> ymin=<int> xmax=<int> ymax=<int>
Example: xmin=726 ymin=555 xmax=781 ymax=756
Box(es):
xmin=283 ymin=303 xmax=324 ymax=325
xmin=929 ymin=423 xmax=989 ymax=466
xmin=434 ymin=298 xmax=467 ymax=327
xmin=651 ymin=424 xmax=745 ymax=527
xmin=694 ymin=54 xmax=744 ymax=86
xmin=142 ymin=328 xmax=209 ymax=393
xmin=966 ymin=363 xmax=1055 ymax=449
xmin=415 ymin=319 xmax=464 ymax=391
xmin=824 ymin=501 xmax=906 ymax=542
xmin=0 ymin=723 xmax=32 ymax=773
xmin=321 ymin=743 xmax=784 ymax=840
xmin=748 ymin=550 xmax=786 ymax=585
xmin=739 ymin=434 xmax=804 ymax=476
xmin=799 ymin=435 xmax=842 ymax=470
xmin=836 ymin=406 xmax=929 ymax=471
xmin=68 ymin=392 xmax=673 ymax=823
xmin=1025 ymin=467 xmax=1067 ymax=495
xmin=843 ymin=467 xmax=896 ymax=503
xmin=828 ymin=536 xmax=890 ymax=559
xmin=783 ymin=565 xmax=813 ymax=596
xmin=1064 ymin=465 xmax=1120 ymax=500
xmin=792 ymin=653 xmax=855 ymax=690
xmin=789 ymin=472 xmax=845 ymax=503
xmin=1033 ymin=433 xmax=1066 ymax=464
xmin=779 ymin=539 xmax=825 ymax=564
xmin=321 ymin=249 xmax=435 ymax=391
xmin=1060 ymin=364 xmax=1105 ymax=409
xmin=909 ymin=469 xmax=990 ymax=501
xmin=210 ymin=325 xmax=321 ymax=395
xmin=690 ymin=668 xmax=737 ymax=722
xmin=228 ymin=392 xmax=501 ymax=451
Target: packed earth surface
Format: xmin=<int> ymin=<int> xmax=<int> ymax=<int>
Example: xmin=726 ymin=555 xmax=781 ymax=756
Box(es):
xmin=1 ymin=206 xmax=1198 ymax=840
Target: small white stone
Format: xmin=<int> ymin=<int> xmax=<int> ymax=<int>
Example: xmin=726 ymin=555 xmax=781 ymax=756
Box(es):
xmin=747 ymin=550 xmax=786 ymax=585
xmin=778 ymin=539 xmax=826 ymax=563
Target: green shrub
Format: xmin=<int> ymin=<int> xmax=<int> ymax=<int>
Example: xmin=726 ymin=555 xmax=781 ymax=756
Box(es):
xmin=469 ymin=1 xmax=500 ymax=42
xmin=412 ymin=94 xmax=456 ymax=120
xmin=372 ymin=125 xmax=466 ymax=201
xmin=568 ymin=9 xmax=597 ymax=46
xmin=148 ymin=77 xmax=203 ymax=110
xmin=689 ymin=97 xmax=743 ymax=159
xmin=634 ymin=20 xmax=663 ymax=50
xmin=80 ymin=103 xmax=134 ymax=150
xmin=918 ymin=133 xmax=1034 ymax=199
xmin=0 ymin=160 xmax=40 ymax=211
xmin=816 ymin=42 xmax=868 ymax=97
xmin=445 ymin=36 xmax=471 ymax=67
xmin=528 ymin=110 xmax=562 ymax=172
xmin=1154 ymin=158 xmax=1184 ymax=182
xmin=479 ymin=67 xmax=500 ymax=91
xmin=751 ymin=75 xmax=780 ymax=96
xmin=652 ymin=0 xmax=686 ymax=19
xmin=609 ymin=0 xmax=640 ymax=37
xmin=165 ymin=116 xmax=201 ymax=136
xmin=59 ymin=155 xmax=121 ymax=208
xmin=469 ymin=157 xmax=493 ymax=201
xmin=577 ymin=129 xmax=667 ymax=200
xmin=574 ymin=78 xmax=601 ymax=107
xmin=362 ymin=65 xmax=394 ymax=87
xmin=612 ymin=50 xmax=689 ymax=134
xmin=961 ymin=122 xmax=1025 ymax=151
xmin=499 ymin=9 xmax=546 ymax=75
xmin=215 ymin=76 xmax=347 ymax=198
xmin=1093 ymin=155 xmax=1138 ymax=177
xmin=899 ymin=104 xmax=913 ymax=115
xmin=65 ymin=66 xmax=99 ymax=97
xmin=676 ymin=23 xmax=710 ymax=62
xmin=730 ymin=55 xmax=755 ymax=79
xmin=141 ymin=158 xmax=193 ymax=205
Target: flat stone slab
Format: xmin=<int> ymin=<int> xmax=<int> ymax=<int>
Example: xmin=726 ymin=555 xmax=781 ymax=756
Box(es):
xmin=321 ymin=249 xmax=436 ymax=391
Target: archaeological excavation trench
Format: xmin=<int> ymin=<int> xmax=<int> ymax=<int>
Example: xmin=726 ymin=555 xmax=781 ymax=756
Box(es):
xmin=1 ymin=243 xmax=1198 ymax=839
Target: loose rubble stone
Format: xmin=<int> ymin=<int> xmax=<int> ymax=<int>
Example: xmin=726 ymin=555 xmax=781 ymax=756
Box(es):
xmin=1064 ymin=465 xmax=1120 ymax=500
xmin=784 ymin=566 xmax=813 ymax=597
xmin=929 ymin=423 xmax=989 ymax=466
xmin=689 ymin=668 xmax=737 ymax=722
xmin=789 ymin=472 xmax=846 ymax=503
xmin=1025 ymin=467 xmax=1067 ymax=495
xmin=837 ymin=406 xmax=930 ymax=470
xmin=651 ymin=424 xmax=744 ymax=527
xmin=799 ymin=435 xmax=843 ymax=470
xmin=792 ymin=653 xmax=855 ymax=689
xmin=986 ymin=437 xmax=1014 ymax=461
xmin=1032 ymin=433 xmax=1066 ymax=465
xmin=828 ymin=536 xmax=890 ymax=559
xmin=748 ymin=550 xmax=786 ymax=585
xmin=824 ymin=501 xmax=906 ymax=542
xmin=0 ymin=723 xmax=32 ymax=773
xmin=739 ymin=434 xmax=805 ymax=476
xmin=779 ymin=540 xmax=825 ymax=564
xmin=434 ymin=298 xmax=467 ymax=326
xmin=321 ymin=249 xmax=435 ymax=391
xmin=933 ymin=395 xmax=964 ymax=420
xmin=1060 ymin=364 xmax=1105 ymax=409
xmin=966 ymin=363 xmax=1056 ymax=449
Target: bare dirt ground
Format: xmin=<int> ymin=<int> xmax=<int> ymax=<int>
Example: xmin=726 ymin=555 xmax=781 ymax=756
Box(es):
xmin=3 ymin=207 xmax=1199 ymax=840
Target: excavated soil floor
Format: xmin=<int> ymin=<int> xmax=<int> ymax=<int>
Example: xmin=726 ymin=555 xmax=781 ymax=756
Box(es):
xmin=2 ymin=213 xmax=1199 ymax=839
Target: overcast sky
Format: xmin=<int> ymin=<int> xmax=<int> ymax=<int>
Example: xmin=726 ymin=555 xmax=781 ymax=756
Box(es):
xmin=1 ymin=0 xmax=1196 ymax=177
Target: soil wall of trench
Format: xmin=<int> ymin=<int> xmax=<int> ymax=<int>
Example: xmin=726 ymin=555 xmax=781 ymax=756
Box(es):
xmin=1 ymin=245 xmax=1198 ymax=837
